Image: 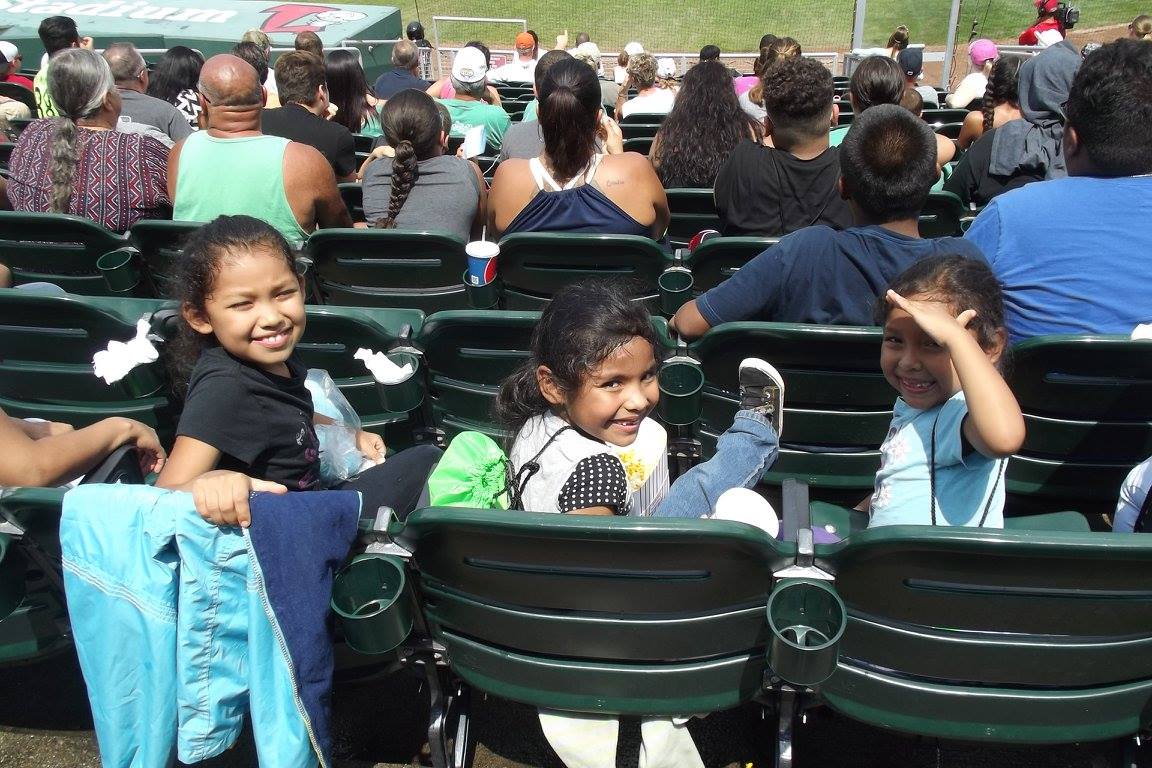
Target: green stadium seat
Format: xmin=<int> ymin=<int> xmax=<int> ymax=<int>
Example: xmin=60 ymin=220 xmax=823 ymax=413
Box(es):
xmin=619 ymin=112 xmax=667 ymax=125
xmin=0 ymin=142 xmax=15 ymax=171
xmin=622 ymin=136 xmax=653 ymax=154
xmin=339 ymin=182 xmax=365 ymax=223
xmin=292 ymin=304 xmax=426 ymax=440
xmin=352 ymin=133 xmax=375 ymax=154
xmin=688 ymin=322 xmax=889 ymax=497
xmin=495 ymin=232 xmax=671 ymax=310
xmin=1005 ymin=334 xmax=1152 ymax=517
xmin=818 ymin=525 xmax=1152 ymax=745
xmin=0 ymin=487 xmax=72 ymax=665
xmin=305 ymin=228 xmax=472 ymax=312
xmin=918 ymin=190 xmax=965 ymax=237
xmin=664 ymin=188 xmax=721 ymax=248
xmin=416 ymin=310 xmax=538 ymax=438
xmin=934 ymin=121 xmax=964 ymax=139
xmin=620 ymin=122 xmax=662 ymax=140
xmin=0 ymin=81 xmax=36 ymax=117
xmin=921 ymin=107 xmax=969 ymax=124
xmin=683 ymin=236 xmax=778 ymax=293
xmin=399 ymin=507 xmax=790 ymax=714
xmin=128 ymin=219 xmax=203 ymax=299
xmin=0 ymin=211 xmax=131 ymax=295
xmin=0 ymin=290 xmax=176 ymax=437
xmin=837 ymin=112 xmax=854 ymax=126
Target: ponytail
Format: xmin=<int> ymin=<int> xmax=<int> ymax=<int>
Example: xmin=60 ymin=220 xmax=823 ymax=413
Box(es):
xmin=49 ymin=118 xmax=78 ymax=213
xmin=45 ymin=48 xmax=113 ymax=215
xmin=375 ymin=139 xmax=418 ymax=229
xmin=538 ymin=58 xmax=599 ymax=184
xmin=374 ymin=89 xmax=443 ymax=228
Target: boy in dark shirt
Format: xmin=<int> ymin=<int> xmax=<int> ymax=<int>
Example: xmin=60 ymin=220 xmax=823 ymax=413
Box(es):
xmin=712 ymin=56 xmax=852 ymax=236
xmin=673 ymin=104 xmax=985 ymax=335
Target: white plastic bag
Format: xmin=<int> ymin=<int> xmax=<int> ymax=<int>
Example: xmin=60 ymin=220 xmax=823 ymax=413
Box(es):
xmin=305 ymin=369 xmax=374 ymax=484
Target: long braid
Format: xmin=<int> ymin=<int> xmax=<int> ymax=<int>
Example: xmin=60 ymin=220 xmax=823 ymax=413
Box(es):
xmin=981 ymin=77 xmax=995 ymax=132
xmin=375 ymin=139 xmax=418 ymax=229
xmin=48 ymin=117 xmax=78 ymax=213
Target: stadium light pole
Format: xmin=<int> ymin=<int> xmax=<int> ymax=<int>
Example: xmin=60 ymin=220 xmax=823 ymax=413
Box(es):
xmin=941 ymin=0 xmax=964 ymax=87
xmin=851 ymin=0 xmax=867 ymax=51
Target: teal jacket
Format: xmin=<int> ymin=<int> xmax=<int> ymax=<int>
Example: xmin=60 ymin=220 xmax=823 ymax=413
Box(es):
xmin=61 ymin=485 xmax=360 ymax=767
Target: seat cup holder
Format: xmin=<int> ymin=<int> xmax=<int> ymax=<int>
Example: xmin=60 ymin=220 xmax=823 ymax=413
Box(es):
xmin=330 ymin=554 xmax=413 ymax=655
xmin=374 ymin=352 xmax=425 ymax=413
xmin=766 ymin=577 xmax=846 ymax=687
xmin=657 ymin=360 xmax=705 ymax=426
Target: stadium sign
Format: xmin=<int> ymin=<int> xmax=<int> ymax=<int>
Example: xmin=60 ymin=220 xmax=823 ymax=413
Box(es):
xmin=0 ymin=0 xmax=401 ymax=75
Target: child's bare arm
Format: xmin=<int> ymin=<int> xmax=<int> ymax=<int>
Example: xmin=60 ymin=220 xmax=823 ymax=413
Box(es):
xmin=886 ymin=290 xmax=1024 ymax=458
xmin=156 ymin=436 xmax=286 ymax=527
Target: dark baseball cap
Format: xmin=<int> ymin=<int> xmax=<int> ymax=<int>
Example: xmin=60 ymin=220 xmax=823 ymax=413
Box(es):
xmin=897 ymin=47 xmax=923 ymax=77
xmin=406 ymin=20 xmax=425 ymax=39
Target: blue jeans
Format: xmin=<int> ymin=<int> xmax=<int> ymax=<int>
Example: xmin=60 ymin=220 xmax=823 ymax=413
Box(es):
xmin=654 ymin=410 xmax=779 ymax=518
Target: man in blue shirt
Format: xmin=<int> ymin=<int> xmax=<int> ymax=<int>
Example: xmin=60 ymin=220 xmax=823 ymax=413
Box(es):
xmin=671 ymin=105 xmax=984 ymax=336
xmin=373 ymin=40 xmax=430 ymax=99
xmin=964 ymin=39 xmax=1152 ymax=344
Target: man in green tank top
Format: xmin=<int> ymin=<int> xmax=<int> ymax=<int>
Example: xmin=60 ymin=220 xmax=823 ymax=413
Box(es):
xmin=168 ymin=54 xmax=351 ymax=248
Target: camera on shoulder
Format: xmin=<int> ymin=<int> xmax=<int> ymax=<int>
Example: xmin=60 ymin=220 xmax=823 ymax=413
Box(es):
xmin=1056 ymin=2 xmax=1081 ymax=28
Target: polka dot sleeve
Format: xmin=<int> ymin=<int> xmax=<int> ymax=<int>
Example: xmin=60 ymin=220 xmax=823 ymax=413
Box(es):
xmin=557 ymin=454 xmax=630 ymax=515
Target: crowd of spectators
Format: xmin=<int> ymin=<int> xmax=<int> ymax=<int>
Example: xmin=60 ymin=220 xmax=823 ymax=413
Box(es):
xmin=0 ymin=14 xmax=1150 ymax=523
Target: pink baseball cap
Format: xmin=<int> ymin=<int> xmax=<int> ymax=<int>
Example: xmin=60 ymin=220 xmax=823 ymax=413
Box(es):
xmin=968 ymin=38 xmax=998 ymax=67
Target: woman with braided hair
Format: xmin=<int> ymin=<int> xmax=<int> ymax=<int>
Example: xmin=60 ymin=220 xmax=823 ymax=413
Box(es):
xmin=361 ymin=89 xmax=485 ymax=241
xmin=8 ymin=47 xmax=170 ymax=232
xmin=956 ymin=55 xmax=1023 ymax=150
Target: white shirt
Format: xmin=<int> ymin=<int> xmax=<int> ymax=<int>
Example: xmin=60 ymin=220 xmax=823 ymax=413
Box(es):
xmin=620 ymin=88 xmax=676 ymax=119
xmin=488 ymin=58 xmax=536 ymax=83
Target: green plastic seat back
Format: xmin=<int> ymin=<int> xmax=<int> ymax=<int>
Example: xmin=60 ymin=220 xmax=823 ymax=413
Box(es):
xmin=294 ymin=305 xmax=424 ymax=431
xmin=401 ymin=507 xmax=789 ymax=715
xmin=306 ymin=228 xmax=471 ymax=312
xmin=917 ymin=191 xmax=964 ymax=238
xmin=0 ymin=211 xmax=130 ymax=295
xmin=818 ymin=526 xmax=1152 ymax=743
xmin=0 ymin=81 xmax=36 ymax=117
xmin=622 ymin=136 xmax=653 ymax=154
xmin=338 ymin=182 xmax=364 ymax=223
xmin=0 ymin=292 xmax=173 ymax=432
xmin=417 ymin=310 xmax=539 ymax=438
xmin=665 ymin=188 xmax=721 ymax=248
xmin=921 ymin=108 xmax=969 ymax=124
xmin=8 ymin=117 xmax=33 ymax=136
xmin=690 ymin=322 xmax=888 ymax=491
xmin=0 ymin=533 xmax=26 ymax=623
xmin=934 ymin=121 xmax=964 ymax=139
xmin=128 ymin=219 xmax=203 ymax=299
xmin=620 ymin=122 xmax=662 ymax=140
xmin=684 ymin=236 xmax=779 ymax=293
xmin=619 ymin=112 xmax=667 ymax=125
xmin=496 ymin=233 xmax=669 ymax=310
xmin=1006 ymin=335 xmax=1152 ymax=512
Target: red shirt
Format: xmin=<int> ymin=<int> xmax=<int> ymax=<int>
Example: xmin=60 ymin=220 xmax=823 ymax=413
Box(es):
xmin=2 ymin=73 xmax=34 ymax=90
xmin=1019 ymin=17 xmax=1063 ymax=45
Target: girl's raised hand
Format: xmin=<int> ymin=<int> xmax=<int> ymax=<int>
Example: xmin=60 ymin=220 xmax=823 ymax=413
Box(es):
xmin=356 ymin=430 xmax=386 ymax=462
xmin=885 ymin=290 xmax=977 ymax=349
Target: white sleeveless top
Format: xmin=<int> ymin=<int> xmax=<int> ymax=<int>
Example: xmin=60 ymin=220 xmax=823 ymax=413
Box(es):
xmin=528 ymin=153 xmax=606 ymax=191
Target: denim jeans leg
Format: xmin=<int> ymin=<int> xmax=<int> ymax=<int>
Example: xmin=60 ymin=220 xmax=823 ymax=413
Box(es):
xmin=654 ymin=410 xmax=779 ymax=518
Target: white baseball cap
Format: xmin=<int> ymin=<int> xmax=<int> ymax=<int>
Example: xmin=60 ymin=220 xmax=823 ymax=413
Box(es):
xmin=451 ymin=46 xmax=488 ymax=84
xmin=624 ymin=41 xmax=644 ymax=56
xmin=0 ymin=42 xmax=18 ymax=62
xmin=657 ymin=57 xmax=676 ymax=78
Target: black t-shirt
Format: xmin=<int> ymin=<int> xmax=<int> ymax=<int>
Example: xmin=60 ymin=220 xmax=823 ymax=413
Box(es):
xmin=713 ymin=139 xmax=853 ymax=237
xmin=944 ymin=126 xmax=1045 ymax=208
xmin=261 ymin=104 xmax=357 ymax=179
xmin=177 ymin=347 xmax=321 ymax=490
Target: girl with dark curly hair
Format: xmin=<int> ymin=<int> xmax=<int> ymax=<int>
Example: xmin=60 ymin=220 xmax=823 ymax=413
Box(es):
xmin=651 ymin=61 xmax=762 ymax=188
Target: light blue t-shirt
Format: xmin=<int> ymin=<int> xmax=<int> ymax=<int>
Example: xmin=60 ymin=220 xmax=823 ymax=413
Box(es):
xmin=869 ymin=391 xmax=1006 ymax=528
xmin=964 ymin=175 xmax=1152 ymax=345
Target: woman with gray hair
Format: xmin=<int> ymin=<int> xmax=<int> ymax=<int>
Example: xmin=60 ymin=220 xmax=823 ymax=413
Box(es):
xmin=8 ymin=47 xmax=170 ymax=231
